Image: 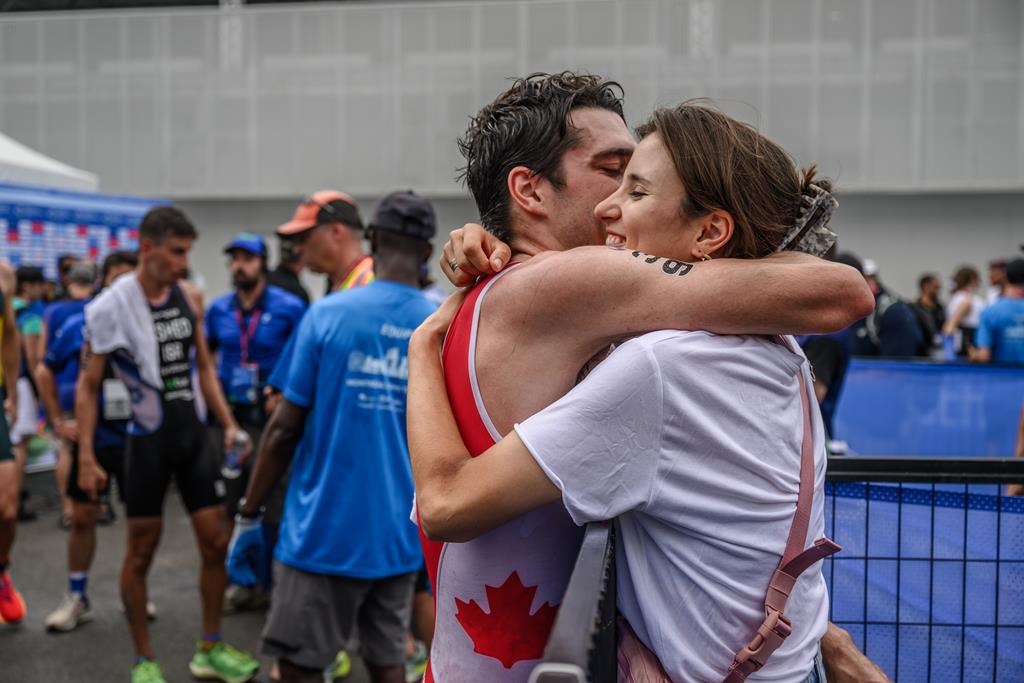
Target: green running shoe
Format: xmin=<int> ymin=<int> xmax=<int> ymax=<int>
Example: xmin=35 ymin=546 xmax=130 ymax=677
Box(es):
xmin=188 ymin=641 xmax=259 ymax=683
xmin=131 ymin=660 xmax=166 ymax=683
xmin=327 ymin=650 xmax=352 ymax=680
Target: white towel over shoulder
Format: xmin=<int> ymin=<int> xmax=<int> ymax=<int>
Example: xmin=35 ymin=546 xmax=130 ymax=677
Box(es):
xmin=84 ymin=272 xmax=161 ymax=389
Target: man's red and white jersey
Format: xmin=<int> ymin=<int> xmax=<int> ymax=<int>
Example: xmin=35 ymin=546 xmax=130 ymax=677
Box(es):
xmin=418 ymin=266 xmax=583 ymax=683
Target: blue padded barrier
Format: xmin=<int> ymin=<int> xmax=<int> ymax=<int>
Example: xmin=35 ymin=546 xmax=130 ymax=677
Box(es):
xmin=833 ymin=360 xmax=1023 ymax=457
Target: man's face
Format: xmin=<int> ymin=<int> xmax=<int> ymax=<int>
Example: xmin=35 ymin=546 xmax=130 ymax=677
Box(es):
xmin=142 ymin=235 xmax=193 ymax=286
xmin=922 ymin=277 xmax=940 ymax=299
xmin=22 ymin=281 xmax=44 ymax=301
xmin=300 ymin=224 xmax=346 ymax=275
xmin=228 ymin=250 xmax=264 ymax=292
xmin=990 ymin=265 xmax=1007 ymax=287
xmin=543 ymin=108 xmax=635 ymax=250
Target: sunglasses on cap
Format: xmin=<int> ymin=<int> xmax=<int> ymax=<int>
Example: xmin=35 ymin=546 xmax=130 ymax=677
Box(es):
xmin=304 ymin=195 xmax=363 ymax=231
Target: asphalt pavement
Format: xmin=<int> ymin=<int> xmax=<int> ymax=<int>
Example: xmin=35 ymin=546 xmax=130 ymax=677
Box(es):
xmin=3 ymin=471 xmax=371 ymax=683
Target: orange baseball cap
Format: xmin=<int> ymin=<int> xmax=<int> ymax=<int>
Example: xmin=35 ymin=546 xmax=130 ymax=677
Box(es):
xmin=276 ymin=190 xmax=363 ymax=236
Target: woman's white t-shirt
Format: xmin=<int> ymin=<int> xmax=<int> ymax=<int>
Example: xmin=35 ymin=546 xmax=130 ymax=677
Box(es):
xmin=515 ymin=330 xmax=829 ymax=683
xmin=946 ymin=290 xmax=984 ymax=328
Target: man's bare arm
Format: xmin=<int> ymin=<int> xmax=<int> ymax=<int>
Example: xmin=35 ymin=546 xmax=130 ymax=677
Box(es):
xmin=821 ymin=623 xmax=892 ymax=682
xmin=409 ymin=302 xmax=559 ymax=541
xmin=183 ymin=284 xmax=246 ymax=456
xmin=1008 ymin=405 xmax=1024 ymax=497
xmin=74 ymin=347 xmax=108 ymax=499
xmin=239 ymin=400 xmax=306 ymax=516
xmin=36 ymin=361 xmax=76 ymax=441
xmin=0 ymin=265 xmax=19 ymax=419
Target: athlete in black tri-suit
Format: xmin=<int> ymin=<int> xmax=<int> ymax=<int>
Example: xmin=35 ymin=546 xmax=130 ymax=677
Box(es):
xmin=76 ymin=207 xmax=259 ymax=683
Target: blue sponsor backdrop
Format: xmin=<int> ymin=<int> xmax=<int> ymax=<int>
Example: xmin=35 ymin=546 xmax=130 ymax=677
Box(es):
xmin=0 ymin=181 xmax=166 ymax=278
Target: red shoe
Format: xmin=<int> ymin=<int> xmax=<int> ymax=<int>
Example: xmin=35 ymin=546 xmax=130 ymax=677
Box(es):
xmin=0 ymin=571 xmax=26 ymax=624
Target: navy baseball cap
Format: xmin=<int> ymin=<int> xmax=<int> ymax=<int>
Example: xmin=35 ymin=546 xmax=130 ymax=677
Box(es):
xmin=368 ymin=190 xmax=436 ymax=242
xmin=224 ymin=232 xmax=267 ymax=258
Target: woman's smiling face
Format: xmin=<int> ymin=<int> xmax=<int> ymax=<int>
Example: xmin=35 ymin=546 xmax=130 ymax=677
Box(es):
xmin=596 ymin=133 xmax=703 ymax=262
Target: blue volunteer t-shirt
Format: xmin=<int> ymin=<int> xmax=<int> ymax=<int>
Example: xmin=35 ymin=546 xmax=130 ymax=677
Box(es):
xmin=205 ymin=285 xmax=306 ymax=400
xmin=976 ymin=298 xmax=1024 ymax=363
xmin=276 ymin=280 xmax=436 ymax=578
xmin=44 ymin=312 xmax=126 ymax=449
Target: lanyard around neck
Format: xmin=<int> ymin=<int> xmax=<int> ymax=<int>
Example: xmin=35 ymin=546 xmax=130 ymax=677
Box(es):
xmin=234 ymin=306 xmax=261 ymax=363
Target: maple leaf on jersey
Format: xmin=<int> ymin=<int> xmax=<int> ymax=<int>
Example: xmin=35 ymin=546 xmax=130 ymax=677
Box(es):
xmin=454 ymin=571 xmax=559 ymax=669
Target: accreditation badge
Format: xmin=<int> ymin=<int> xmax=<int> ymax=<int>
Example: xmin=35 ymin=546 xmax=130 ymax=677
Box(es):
xmin=229 ymin=362 xmax=260 ymax=405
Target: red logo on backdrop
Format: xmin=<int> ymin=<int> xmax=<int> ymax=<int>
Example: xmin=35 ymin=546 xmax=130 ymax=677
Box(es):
xmin=31 ymin=221 xmax=43 ymax=235
xmin=454 ymin=572 xmax=558 ymax=669
xmin=7 ymin=230 xmax=18 ymax=243
xmin=128 ymin=228 xmax=138 ymax=241
xmin=109 ymin=236 xmax=119 ymax=248
xmin=88 ymin=247 xmax=99 ymax=258
xmin=77 ymin=225 xmax=89 ymax=237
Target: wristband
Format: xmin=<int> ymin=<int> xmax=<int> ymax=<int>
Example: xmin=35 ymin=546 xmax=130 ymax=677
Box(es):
xmin=236 ymin=497 xmax=264 ymax=520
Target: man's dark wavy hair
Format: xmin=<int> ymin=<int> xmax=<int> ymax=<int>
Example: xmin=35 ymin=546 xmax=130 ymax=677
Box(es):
xmin=457 ymin=72 xmax=626 ymax=243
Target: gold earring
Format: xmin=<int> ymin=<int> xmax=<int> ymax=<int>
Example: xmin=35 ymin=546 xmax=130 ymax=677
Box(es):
xmin=699 ymin=252 xmax=710 ymax=262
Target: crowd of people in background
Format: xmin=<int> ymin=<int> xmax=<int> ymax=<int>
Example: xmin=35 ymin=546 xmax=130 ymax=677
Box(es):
xmin=0 ymin=191 xmax=446 ymax=683
xmin=796 ymin=251 xmax=1024 ymax=439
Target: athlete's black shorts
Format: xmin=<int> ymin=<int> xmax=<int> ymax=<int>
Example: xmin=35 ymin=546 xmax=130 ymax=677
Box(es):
xmin=67 ymin=443 xmax=125 ymax=504
xmin=122 ymin=425 xmax=224 ymax=518
xmin=0 ymin=386 xmax=12 ymax=463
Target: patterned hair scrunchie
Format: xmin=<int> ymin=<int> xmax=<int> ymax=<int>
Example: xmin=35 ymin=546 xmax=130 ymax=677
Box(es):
xmin=777 ymin=182 xmax=838 ymax=258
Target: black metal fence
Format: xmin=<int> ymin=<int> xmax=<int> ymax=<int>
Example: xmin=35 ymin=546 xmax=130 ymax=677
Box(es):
xmin=533 ymin=457 xmax=1024 ymax=683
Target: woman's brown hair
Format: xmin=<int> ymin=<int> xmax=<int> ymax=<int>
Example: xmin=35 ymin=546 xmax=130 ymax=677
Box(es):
xmin=952 ymin=266 xmax=979 ymax=291
xmin=634 ymin=100 xmax=831 ymax=259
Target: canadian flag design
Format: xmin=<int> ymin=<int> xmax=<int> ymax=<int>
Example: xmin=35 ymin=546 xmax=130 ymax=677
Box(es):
xmin=430 ymin=503 xmax=581 ymax=681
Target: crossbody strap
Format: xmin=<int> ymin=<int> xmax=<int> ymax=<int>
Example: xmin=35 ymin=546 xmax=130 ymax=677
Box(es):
xmin=723 ymin=349 xmax=841 ymax=683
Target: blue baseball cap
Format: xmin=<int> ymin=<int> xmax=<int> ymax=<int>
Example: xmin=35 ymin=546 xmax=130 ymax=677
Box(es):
xmin=224 ymin=232 xmax=267 ymax=258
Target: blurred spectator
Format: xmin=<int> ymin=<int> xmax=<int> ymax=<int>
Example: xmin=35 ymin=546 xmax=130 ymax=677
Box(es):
xmin=909 ymin=273 xmax=945 ymax=357
xmin=12 ymin=266 xmax=46 ymax=489
xmin=973 ymin=258 xmax=1024 ymax=364
xmin=988 ymin=258 xmax=1008 ymax=305
xmin=54 ymin=254 xmax=77 ymax=300
xmin=799 ymin=252 xmax=861 ymax=437
xmin=1008 ymin=404 xmax=1024 ymax=497
xmin=39 ymin=261 xmax=98 ymax=527
xmin=266 ymin=235 xmax=310 ymax=305
xmin=942 ymin=266 xmax=985 ymax=358
xmin=850 ymin=256 xmax=922 ymax=358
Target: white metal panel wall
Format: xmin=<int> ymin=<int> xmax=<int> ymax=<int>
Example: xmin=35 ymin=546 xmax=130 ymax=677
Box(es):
xmin=0 ymin=0 xmax=1021 ymax=198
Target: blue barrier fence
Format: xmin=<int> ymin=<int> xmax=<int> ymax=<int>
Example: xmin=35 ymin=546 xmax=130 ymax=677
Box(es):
xmin=833 ymin=359 xmax=1023 ymax=457
xmin=825 ymin=458 xmax=1024 ymax=683
xmin=540 ymin=458 xmax=1024 ymax=683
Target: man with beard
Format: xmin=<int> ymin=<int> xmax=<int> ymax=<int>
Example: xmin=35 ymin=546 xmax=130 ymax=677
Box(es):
xmin=205 ymin=233 xmax=305 ymax=607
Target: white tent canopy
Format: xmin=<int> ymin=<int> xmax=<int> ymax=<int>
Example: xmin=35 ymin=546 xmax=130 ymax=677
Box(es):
xmin=0 ymin=131 xmax=98 ymax=192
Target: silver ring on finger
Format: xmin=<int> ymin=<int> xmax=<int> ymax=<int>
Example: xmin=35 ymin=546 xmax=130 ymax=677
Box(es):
xmin=448 ymin=258 xmax=459 ymax=271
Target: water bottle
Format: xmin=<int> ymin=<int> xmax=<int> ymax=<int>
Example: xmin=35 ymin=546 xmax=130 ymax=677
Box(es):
xmin=221 ymin=430 xmax=252 ymax=480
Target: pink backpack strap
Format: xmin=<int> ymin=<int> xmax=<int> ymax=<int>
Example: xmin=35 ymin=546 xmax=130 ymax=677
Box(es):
xmin=723 ymin=350 xmax=841 ymax=683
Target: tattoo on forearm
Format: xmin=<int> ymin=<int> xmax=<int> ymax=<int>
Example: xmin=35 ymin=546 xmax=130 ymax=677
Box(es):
xmin=631 ymin=251 xmax=693 ymax=277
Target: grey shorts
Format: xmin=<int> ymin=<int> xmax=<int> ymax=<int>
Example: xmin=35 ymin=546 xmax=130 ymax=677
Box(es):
xmin=261 ymin=561 xmax=416 ymax=670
